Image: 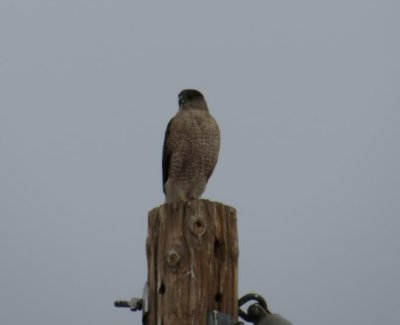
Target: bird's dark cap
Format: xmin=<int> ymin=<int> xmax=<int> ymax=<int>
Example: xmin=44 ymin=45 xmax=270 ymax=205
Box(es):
xmin=178 ymin=89 xmax=204 ymax=105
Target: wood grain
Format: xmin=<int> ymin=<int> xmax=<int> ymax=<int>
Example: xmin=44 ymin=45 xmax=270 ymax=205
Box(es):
xmin=146 ymin=199 xmax=238 ymax=325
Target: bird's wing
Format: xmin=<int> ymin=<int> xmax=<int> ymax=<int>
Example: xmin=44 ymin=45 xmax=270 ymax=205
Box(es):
xmin=162 ymin=118 xmax=173 ymax=193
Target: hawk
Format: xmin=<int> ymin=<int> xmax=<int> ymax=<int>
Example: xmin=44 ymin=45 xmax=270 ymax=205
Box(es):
xmin=162 ymin=89 xmax=220 ymax=203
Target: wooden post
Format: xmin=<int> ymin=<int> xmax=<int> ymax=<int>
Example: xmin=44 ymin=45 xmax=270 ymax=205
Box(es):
xmin=146 ymin=199 xmax=239 ymax=324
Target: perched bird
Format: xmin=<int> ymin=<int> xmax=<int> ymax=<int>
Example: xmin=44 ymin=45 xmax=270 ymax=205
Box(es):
xmin=162 ymin=89 xmax=220 ymax=203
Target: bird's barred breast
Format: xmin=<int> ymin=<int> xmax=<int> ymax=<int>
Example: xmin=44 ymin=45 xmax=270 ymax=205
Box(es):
xmin=167 ymin=110 xmax=220 ymax=182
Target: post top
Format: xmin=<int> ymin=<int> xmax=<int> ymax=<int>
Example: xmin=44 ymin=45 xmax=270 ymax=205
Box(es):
xmin=149 ymin=199 xmax=236 ymax=214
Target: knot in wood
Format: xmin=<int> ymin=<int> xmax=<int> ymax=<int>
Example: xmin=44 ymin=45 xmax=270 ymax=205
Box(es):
xmin=190 ymin=216 xmax=207 ymax=237
xmin=166 ymin=249 xmax=181 ymax=267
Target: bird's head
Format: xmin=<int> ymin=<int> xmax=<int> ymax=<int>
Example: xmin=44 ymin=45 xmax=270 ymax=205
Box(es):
xmin=178 ymin=89 xmax=208 ymax=111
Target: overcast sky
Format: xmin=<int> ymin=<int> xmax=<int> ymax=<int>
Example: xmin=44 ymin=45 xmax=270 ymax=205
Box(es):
xmin=1 ymin=1 xmax=399 ymax=324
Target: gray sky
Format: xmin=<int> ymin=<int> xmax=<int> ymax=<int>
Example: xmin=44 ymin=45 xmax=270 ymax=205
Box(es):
xmin=1 ymin=1 xmax=399 ymax=324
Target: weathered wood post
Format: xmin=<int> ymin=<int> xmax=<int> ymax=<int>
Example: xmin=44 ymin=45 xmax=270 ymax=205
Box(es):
xmin=146 ymin=199 xmax=239 ymax=324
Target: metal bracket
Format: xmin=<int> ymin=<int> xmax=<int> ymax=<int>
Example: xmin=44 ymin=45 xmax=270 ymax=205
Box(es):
xmin=208 ymin=310 xmax=243 ymax=325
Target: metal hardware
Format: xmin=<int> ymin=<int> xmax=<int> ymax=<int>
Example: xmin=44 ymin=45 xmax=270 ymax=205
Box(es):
xmin=208 ymin=310 xmax=243 ymax=325
xmin=238 ymin=293 xmax=292 ymax=325
xmin=114 ymin=282 xmax=148 ymax=323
